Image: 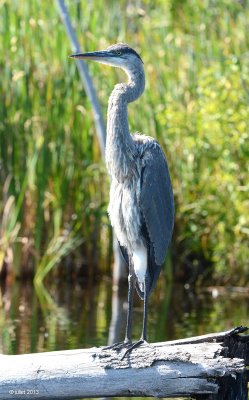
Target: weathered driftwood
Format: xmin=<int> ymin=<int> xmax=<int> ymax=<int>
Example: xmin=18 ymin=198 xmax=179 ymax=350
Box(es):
xmin=0 ymin=327 xmax=248 ymax=400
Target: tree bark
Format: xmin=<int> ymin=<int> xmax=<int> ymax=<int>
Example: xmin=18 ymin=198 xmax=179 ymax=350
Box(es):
xmin=0 ymin=327 xmax=248 ymax=399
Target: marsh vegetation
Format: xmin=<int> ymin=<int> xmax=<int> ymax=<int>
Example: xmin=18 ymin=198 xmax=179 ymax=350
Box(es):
xmin=0 ymin=0 xmax=248 ymax=284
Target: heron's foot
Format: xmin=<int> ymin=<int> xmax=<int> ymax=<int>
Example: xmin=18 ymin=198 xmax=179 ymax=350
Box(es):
xmin=121 ymin=338 xmax=149 ymax=360
xmin=102 ymin=340 xmax=132 ymax=352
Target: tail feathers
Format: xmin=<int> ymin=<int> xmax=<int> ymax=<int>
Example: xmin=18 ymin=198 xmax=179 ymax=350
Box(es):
xmin=132 ymin=244 xmax=147 ymax=284
xmin=118 ymin=241 xmax=161 ymax=299
xmin=135 ymin=282 xmax=145 ymax=300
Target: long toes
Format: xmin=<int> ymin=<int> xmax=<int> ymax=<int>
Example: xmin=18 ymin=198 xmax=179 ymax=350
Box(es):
xmin=121 ymin=339 xmax=148 ymax=360
xmin=102 ymin=341 xmax=132 ymax=352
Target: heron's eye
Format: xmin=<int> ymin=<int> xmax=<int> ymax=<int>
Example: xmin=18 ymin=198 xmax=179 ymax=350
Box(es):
xmin=116 ymin=51 xmax=122 ymax=56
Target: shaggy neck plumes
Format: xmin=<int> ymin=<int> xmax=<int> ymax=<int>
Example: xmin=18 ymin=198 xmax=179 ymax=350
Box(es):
xmin=105 ymin=67 xmax=145 ymax=182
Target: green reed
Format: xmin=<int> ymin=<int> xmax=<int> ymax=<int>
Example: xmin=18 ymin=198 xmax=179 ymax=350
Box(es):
xmin=0 ymin=0 xmax=248 ymax=283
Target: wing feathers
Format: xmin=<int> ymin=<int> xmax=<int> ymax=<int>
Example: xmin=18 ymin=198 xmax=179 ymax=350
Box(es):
xmin=140 ymin=142 xmax=174 ymax=266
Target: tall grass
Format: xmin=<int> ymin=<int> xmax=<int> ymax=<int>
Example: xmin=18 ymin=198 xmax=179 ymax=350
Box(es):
xmin=0 ymin=0 xmax=248 ymax=283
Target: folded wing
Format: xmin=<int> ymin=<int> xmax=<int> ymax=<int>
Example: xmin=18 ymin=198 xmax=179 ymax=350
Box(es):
xmin=140 ymin=142 xmax=174 ymax=267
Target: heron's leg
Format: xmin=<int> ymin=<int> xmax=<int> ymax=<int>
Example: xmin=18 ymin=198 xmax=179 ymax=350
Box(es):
xmin=140 ymin=272 xmax=149 ymax=341
xmin=121 ymin=273 xmax=150 ymax=359
xmin=124 ymin=267 xmax=136 ymax=342
xmin=103 ymin=262 xmax=135 ymax=351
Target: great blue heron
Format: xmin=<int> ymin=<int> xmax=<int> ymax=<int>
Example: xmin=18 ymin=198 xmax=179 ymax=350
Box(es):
xmin=70 ymin=43 xmax=174 ymax=356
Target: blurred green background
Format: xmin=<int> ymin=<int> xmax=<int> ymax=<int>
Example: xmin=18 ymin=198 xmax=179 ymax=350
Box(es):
xmin=0 ymin=0 xmax=249 ymax=285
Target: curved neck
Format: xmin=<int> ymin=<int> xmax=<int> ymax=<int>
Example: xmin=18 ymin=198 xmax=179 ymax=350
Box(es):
xmin=105 ymin=67 xmax=145 ymax=181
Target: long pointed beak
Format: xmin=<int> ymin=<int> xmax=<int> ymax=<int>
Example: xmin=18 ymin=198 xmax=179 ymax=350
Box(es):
xmin=69 ymin=50 xmax=113 ymax=61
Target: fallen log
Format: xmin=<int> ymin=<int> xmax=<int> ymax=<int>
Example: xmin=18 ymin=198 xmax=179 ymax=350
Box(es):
xmin=0 ymin=327 xmax=248 ymax=400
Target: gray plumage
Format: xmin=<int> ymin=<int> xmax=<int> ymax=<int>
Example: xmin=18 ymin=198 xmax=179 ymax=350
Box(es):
xmin=139 ymin=137 xmax=174 ymax=265
xmin=70 ymin=43 xmax=174 ymax=352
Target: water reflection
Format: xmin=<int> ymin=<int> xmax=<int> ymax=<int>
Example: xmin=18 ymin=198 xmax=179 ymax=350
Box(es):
xmin=0 ymin=277 xmax=249 ymax=356
xmin=0 ymin=277 xmax=249 ymax=399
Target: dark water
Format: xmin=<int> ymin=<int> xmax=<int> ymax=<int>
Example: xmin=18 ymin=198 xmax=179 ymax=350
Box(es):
xmin=0 ymin=276 xmax=248 ymax=399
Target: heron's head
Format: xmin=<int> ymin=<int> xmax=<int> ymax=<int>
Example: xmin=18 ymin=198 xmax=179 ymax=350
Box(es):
xmin=70 ymin=43 xmax=143 ymax=75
